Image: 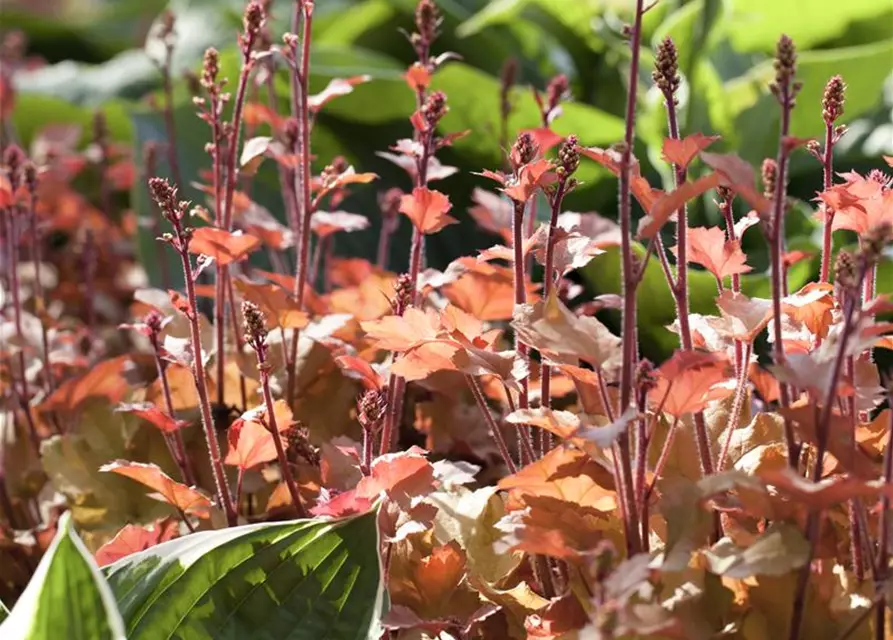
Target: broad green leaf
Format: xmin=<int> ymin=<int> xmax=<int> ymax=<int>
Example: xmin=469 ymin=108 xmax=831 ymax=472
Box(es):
xmin=0 ymin=512 xmax=127 ymax=640
xmin=0 ymin=600 xmax=8 ymax=624
xmin=726 ymin=0 xmax=893 ymax=53
xmin=723 ymin=39 xmax=893 ymax=165
xmin=103 ymin=512 xmax=385 ymax=640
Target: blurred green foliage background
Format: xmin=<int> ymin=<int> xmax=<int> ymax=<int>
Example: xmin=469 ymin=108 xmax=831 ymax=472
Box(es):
xmin=3 ymin=0 xmax=892 ymax=358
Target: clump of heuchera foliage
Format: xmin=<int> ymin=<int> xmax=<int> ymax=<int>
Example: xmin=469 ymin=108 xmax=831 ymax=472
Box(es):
xmin=0 ymin=0 xmax=892 ymax=638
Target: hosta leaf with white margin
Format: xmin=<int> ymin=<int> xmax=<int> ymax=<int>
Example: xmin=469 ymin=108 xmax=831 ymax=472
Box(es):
xmin=0 ymin=511 xmax=126 ymax=640
xmin=103 ymin=511 xmax=385 ymax=640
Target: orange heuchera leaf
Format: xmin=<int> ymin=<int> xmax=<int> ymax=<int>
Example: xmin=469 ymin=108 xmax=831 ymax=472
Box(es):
xmin=498 ymin=445 xmax=615 ymax=504
xmin=681 ymin=225 xmax=752 ymax=279
xmin=399 ymin=187 xmax=458 ymax=234
xmin=311 ymin=489 xmax=376 ymax=518
xmin=505 ymin=408 xmax=581 ymax=439
xmin=661 ymin=133 xmax=721 ymax=169
xmin=335 ymin=355 xmax=384 ymax=391
xmin=115 ymin=402 xmax=185 ymax=433
xmin=779 ymin=400 xmax=879 ymax=479
xmin=357 ymin=447 xmax=435 ymax=506
xmin=316 ymin=166 xmax=378 ymax=200
xmin=308 ymin=75 xmax=371 ymax=111
xmin=649 ymin=350 xmax=732 ymax=418
xmin=468 ymin=188 xmax=513 ymax=242
xmin=700 ymin=151 xmax=772 ymax=215
xmin=521 ymin=128 xmax=563 ymax=153
xmin=715 ymin=290 xmax=773 ymax=342
xmin=233 ymin=278 xmax=310 ymax=330
xmin=187 ymin=227 xmax=260 ymax=265
xmin=411 ymin=542 xmax=467 ymax=606
xmin=638 ymin=173 xmax=721 ymax=239
xmin=94 ymin=518 xmax=179 ymax=567
xmin=512 ymin=294 xmax=621 ymax=369
xmin=41 ymin=355 xmax=139 ymax=413
xmin=782 ymin=282 xmax=834 ymax=339
xmin=502 ymin=158 xmax=555 ymax=202
xmin=441 ymin=262 xmax=529 ymax=321
xmin=100 ymin=460 xmax=212 ymax=518
xmin=225 ymin=418 xmax=277 ymax=470
xmin=578 ymin=145 xmax=664 ymax=212
xmin=403 ymin=62 xmax=431 ymax=92
xmin=759 ymin=467 xmax=893 ymax=509
xmin=361 ymin=307 xmax=442 ymax=352
xmin=310 ymin=210 xmax=370 ymax=237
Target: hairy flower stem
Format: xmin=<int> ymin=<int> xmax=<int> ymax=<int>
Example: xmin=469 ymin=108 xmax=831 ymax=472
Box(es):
xmin=789 ymin=270 xmax=863 ymax=640
xmin=254 ymin=340 xmax=306 ymax=518
xmin=149 ymin=336 xmax=195 ymax=486
xmin=769 ymin=37 xmax=799 ymax=467
xmin=719 ymin=191 xmax=745 ymax=375
xmin=512 ymin=200 xmax=534 ymax=464
xmin=465 ymin=374 xmax=518 ymax=474
xmin=716 ymin=343 xmax=753 ymax=471
xmin=615 ymin=0 xmax=646 ymax=556
xmin=178 ymin=251 xmax=237 ymax=525
xmin=539 ymin=181 xmax=568 ymax=455
xmin=819 ymin=121 xmax=836 ymax=283
xmin=4 ymin=209 xmax=40 ymax=452
xmin=285 ymin=2 xmax=315 ymax=408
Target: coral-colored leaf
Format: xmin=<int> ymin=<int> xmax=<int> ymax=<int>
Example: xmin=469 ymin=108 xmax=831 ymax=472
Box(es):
xmin=502 ymin=158 xmax=555 ymax=202
xmin=701 ymin=151 xmax=772 ymax=215
xmin=115 ymin=402 xmax=185 ymax=433
xmin=361 ymin=307 xmax=442 ymax=351
xmin=310 ymin=210 xmax=369 ymax=237
xmin=661 ymin=133 xmax=721 ymax=169
xmin=94 ymin=518 xmax=179 ymax=567
xmin=335 ymin=355 xmax=384 ymax=391
xmin=521 ymin=128 xmax=563 ymax=153
xmin=233 ymin=278 xmax=310 ymax=330
xmin=399 ymin=187 xmax=458 ymax=234
xmin=100 ymin=460 xmax=212 ymax=518
xmin=649 ymin=350 xmax=732 ymax=418
xmin=225 ymin=418 xmax=276 ymax=470
xmin=187 ymin=227 xmax=260 ymax=265
xmin=404 ymin=63 xmax=431 ymax=92
xmin=638 ymin=173 xmax=721 ymax=239
xmin=308 ymin=75 xmax=371 ymax=111
xmin=682 ymin=225 xmax=752 ymax=279
xmin=41 ymin=355 xmax=137 ymax=413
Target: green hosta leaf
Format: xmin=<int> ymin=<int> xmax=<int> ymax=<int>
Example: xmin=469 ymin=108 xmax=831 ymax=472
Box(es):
xmin=726 ymin=0 xmax=893 ymax=53
xmin=723 ymin=38 xmax=893 ymax=165
xmin=0 ymin=600 xmax=9 ymax=624
xmin=103 ymin=512 xmax=385 ymax=640
xmin=0 ymin=512 xmax=127 ymax=640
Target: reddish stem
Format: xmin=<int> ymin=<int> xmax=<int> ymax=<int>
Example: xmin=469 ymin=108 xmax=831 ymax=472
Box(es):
xmin=819 ymin=120 xmax=835 ymax=283
xmin=176 ymin=248 xmax=237 ymax=526
xmin=769 ymin=74 xmax=797 ymax=467
xmin=287 ymin=3 xmax=315 ymax=407
xmin=465 ymin=374 xmax=518 ymax=474
xmin=255 ymin=341 xmax=306 ymax=518
xmin=615 ymin=0 xmax=646 ymax=556
xmin=149 ymin=334 xmax=195 ymax=486
xmin=789 ymin=270 xmax=864 ymax=640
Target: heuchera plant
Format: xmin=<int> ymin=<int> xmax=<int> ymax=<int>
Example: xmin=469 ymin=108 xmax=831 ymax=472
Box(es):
xmin=0 ymin=0 xmax=892 ymax=639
